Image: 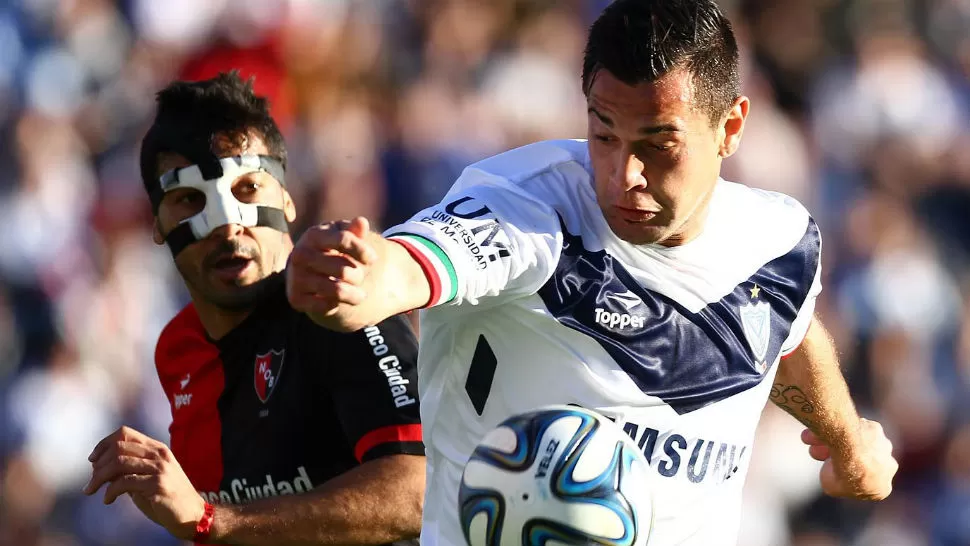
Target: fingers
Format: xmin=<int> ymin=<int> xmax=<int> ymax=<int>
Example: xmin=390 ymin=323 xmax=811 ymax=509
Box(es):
xmin=83 ymin=428 xmax=205 ymax=539
xmin=88 ymin=426 xmax=155 ymax=462
xmin=800 ymin=428 xmax=823 ymax=446
xmin=291 ymin=294 xmax=364 ymax=319
xmin=288 ymin=246 xmax=368 ymax=286
xmin=814 ymin=418 xmax=899 ymax=501
xmin=800 ymin=428 xmax=831 ymax=461
xmin=347 ymin=216 xmax=371 ymax=239
xmin=802 ymin=429 xmax=832 ymax=461
xmin=300 ymin=222 xmax=377 ymax=266
xmin=808 ymin=444 xmax=831 ymax=462
xmin=288 ymin=281 xmax=368 ymax=315
xmin=103 ymin=474 xmax=155 ymax=505
xmin=286 ymin=218 xmax=379 ymax=315
xmin=88 ymin=428 xmax=125 ymax=462
xmin=288 ymin=229 xmax=371 ymax=312
xmin=818 ymin=459 xmax=843 ymax=497
xmin=92 ymin=441 xmax=157 ymax=471
xmin=85 ymin=427 xmax=173 ymax=497
xmin=85 ymin=455 xmax=160 ymax=495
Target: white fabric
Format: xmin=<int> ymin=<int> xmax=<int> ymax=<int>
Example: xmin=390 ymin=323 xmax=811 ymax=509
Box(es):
xmin=385 ymin=139 xmax=822 ymax=546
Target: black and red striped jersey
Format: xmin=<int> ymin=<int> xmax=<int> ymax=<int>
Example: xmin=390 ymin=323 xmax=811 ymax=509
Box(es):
xmin=155 ymin=275 xmax=423 ymax=543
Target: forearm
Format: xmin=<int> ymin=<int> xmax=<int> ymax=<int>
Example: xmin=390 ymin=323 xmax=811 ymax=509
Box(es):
xmin=208 ymin=455 xmax=425 ymax=546
xmin=771 ymin=317 xmax=862 ymax=458
xmin=370 ymin=235 xmax=432 ymax=316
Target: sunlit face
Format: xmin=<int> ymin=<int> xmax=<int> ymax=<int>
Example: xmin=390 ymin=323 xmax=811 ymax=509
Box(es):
xmin=586 ymin=68 xmax=748 ymax=246
xmin=153 ymin=133 xmax=296 ymax=311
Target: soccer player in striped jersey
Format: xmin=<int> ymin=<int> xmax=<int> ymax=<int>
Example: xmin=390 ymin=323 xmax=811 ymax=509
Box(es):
xmin=286 ymin=1 xmax=898 ymax=544
xmin=83 ymin=73 xmax=425 ymax=546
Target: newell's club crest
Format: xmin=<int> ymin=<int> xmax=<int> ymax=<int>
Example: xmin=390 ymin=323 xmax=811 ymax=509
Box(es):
xmin=254 ymin=349 xmax=285 ymax=403
xmin=739 ymin=300 xmax=771 ymax=369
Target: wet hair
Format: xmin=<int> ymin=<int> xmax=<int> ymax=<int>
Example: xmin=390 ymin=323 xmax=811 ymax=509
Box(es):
xmin=582 ymin=0 xmax=741 ymax=124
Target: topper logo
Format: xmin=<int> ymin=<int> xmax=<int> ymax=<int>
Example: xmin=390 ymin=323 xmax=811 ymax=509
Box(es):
xmin=594 ymin=308 xmax=646 ymax=331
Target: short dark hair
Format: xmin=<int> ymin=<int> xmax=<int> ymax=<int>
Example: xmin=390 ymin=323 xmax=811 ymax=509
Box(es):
xmin=139 ymin=71 xmax=287 ymax=201
xmin=582 ymin=0 xmax=741 ymax=125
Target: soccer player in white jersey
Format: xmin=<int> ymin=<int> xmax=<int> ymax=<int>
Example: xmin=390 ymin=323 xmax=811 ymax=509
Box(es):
xmin=285 ymin=0 xmax=898 ymax=543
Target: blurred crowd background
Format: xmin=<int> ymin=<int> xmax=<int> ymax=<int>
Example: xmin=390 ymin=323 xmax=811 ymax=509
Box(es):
xmin=0 ymin=0 xmax=968 ymax=544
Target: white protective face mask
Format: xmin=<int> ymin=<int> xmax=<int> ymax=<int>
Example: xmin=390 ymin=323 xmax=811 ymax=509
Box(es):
xmin=152 ymin=154 xmax=289 ymax=256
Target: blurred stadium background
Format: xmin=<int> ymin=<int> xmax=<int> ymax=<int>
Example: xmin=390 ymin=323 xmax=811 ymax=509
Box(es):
xmin=0 ymin=0 xmax=968 ymax=544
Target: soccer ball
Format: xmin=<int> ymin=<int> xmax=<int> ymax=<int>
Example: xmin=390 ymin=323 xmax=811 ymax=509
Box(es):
xmin=458 ymin=405 xmax=654 ymax=546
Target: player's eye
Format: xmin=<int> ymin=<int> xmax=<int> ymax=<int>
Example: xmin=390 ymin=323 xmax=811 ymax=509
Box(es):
xmin=176 ymin=191 xmax=204 ymax=205
xmin=234 ymin=180 xmax=262 ymax=201
xmin=636 ymin=139 xmax=677 ymax=154
xmin=594 ymin=134 xmax=617 ymax=144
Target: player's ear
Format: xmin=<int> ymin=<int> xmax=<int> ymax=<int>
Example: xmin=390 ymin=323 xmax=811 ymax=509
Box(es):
xmin=718 ymin=95 xmax=749 ymax=159
xmin=282 ymin=189 xmax=297 ymax=223
xmin=152 ymin=218 xmax=165 ymax=245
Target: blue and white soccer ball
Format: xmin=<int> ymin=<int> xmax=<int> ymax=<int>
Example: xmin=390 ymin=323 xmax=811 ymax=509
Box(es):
xmin=458 ymin=405 xmax=654 ymax=546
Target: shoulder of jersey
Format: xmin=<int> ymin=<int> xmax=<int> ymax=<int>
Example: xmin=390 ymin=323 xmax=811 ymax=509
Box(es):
xmin=720 ymin=180 xmax=810 ymax=215
xmin=452 ymin=139 xmax=589 ymax=191
xmin=714 ymin=179 xmax=815 ymax=253
xmin=155 ymin=303 xmax=210 ymax=376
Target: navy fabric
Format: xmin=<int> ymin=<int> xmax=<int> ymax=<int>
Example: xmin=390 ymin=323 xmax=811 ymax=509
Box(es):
xmin=537 ymin=217 xmax=820 ymax=414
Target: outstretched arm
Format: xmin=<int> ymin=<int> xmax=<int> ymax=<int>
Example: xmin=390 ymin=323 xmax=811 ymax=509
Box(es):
xmin=84 ymin=427 xmax=424 ymax=545
xmin=771 ymin=316 xmax=897 ymax=500
xmin=288 ymin=186 xmax=566 ymax=333
xmin=286 ymin=217 xmax=431 ymax=332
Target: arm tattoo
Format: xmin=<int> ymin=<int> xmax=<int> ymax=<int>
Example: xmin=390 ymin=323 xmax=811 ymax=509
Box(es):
xmin=770 ymin=383 xmax=817 ymax=429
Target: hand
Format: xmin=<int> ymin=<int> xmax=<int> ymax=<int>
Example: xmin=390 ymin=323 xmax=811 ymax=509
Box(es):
xmin=802 ymin=418 xmax=898 ymax=501
xmin=83 ymin=426 xmax=206 ymax=541
xmin=286 ymin=216 xmax=378 ymax=331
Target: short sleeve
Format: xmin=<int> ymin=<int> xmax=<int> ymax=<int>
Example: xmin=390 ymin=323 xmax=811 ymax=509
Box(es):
xmin=383 ymin=170 xmax=563 ymax=309
xmin=319 ymin=314 xmax=424 ymax=462
xmin=780 ymin=219 xmax=823 ymax=357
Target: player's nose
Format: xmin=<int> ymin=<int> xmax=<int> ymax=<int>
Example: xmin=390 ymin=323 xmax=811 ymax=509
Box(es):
xmin=613 ymin=152 xmax=647 ymax=191
xmin=207 ymin=222 xmax=246 ymax=240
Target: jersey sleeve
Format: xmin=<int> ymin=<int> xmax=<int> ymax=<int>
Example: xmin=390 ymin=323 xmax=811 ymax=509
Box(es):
xmin=383 ymin=170 xmax=563 ymax=309
xmin=316 ymin=313 xmax=424 ymax=462
xmin=780 ymin=218 xmax=823 ymax=358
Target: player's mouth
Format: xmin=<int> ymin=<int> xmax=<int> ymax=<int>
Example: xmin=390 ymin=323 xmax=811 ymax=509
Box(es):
xmin=614 ymin=206 xmax=659 ymax=223
xmin=209 ymin=254 xmax=256 ymax=281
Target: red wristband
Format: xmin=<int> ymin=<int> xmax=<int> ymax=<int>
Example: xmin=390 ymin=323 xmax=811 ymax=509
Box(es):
xmin=193 ymin=502 xmax=215 ymax=544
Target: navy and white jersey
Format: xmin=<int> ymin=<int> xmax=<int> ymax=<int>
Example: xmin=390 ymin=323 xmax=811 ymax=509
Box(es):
xmin=384 ymin=139 xmax=821 ymax=546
